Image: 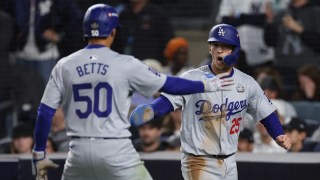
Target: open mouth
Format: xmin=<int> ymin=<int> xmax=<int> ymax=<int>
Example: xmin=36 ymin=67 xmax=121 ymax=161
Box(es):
xmin=217 ymin=56 xmax=223 ymax=62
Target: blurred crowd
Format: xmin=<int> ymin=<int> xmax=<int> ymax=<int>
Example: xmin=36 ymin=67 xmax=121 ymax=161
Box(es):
xmin=0 ymin=0 xmax=320 ymax=155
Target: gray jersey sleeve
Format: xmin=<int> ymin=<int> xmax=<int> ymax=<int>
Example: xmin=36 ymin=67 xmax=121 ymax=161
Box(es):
xmin=41 ymin=61 xmax=64 ymax=109
xmin=247 ymin=78 xmax=276 ymax=122
xmin=129 ymin=58 xmax=167 ymax=97
xmin=161 ymin=71 xmax=192 ymax=110
xmin=161 ymin=93 xmax=184 ymax=111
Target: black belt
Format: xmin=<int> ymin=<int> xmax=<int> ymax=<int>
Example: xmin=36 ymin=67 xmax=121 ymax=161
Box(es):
xmin=188 ymin=152 xmax=235 ymax=159
xmin=71 ymin=136 xmax=127 ymax=140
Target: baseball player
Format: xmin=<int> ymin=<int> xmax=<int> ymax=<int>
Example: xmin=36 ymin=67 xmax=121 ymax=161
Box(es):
xmin=130 ymin=24 xmax=291 ymax=180
xmin=31 ymin=4 xmax=235 ymax=180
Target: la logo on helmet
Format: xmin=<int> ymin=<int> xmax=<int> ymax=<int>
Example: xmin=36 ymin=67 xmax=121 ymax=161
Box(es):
xmin=218 ymin=27 xmax=225 ymax=36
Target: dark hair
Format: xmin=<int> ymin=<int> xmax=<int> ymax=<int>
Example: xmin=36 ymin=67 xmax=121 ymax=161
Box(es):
xmin=12 ymin=123 xmax=34 ymax=139
xmin=298 ymin=64 xmax=320 ymax=84
xmin=254 ymin=66 xmax=283 ymax=98
xmin=284 ymin=118 xmax=306 ymax=133
xmin=239 ymin=128 xmax=254 ymax=143
xmin=296 ymin=64 xmax=320 ymax=101
xmin=260 ymin=76 xmax=281 ymax=93
xmin=139 ymin=117 xmax=163 ymax=129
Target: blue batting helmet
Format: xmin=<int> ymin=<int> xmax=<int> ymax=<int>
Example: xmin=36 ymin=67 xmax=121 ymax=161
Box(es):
xmin=83 ymin=4 xmax=119 ymax=38
xmin=207 ymin=24 xmax=241 ymax=66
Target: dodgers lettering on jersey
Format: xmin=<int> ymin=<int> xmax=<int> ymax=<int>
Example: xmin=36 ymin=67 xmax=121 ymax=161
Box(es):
xmin=41 ymin=46 xmax=167 ymax=138
xmin=195 ymin=98 xmax=248 ymax=121
xmin=162 ymin=65 xmax=276 ymax=155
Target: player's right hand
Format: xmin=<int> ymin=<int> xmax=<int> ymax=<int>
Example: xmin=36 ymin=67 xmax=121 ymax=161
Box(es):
xmin=275 ymin=135 xmax=291 ymax=150
xmin=129 ymin=104 xmax=155 ymax=126
xmin=202 ymin=72 xmax=234 ymax=92
xmin=32 ymin=150 xmax=59 ymax=180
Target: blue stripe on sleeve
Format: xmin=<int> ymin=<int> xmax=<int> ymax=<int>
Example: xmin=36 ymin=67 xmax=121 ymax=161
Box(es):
xmin=33 ymin=103 xmax=56 ymax=151
xmin=160 ymin=76 xmax=204 ymax=95
xmin=150 ymin=95 xmax=174 ymax=117
xmin=260 ymin=112 xmax=284 ymax=140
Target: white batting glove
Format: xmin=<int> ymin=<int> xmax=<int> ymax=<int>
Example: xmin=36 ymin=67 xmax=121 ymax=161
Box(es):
xmin=32 ymin=150 xmax=59 ymax=180
xmin=202 ymin=72 xmax=234 ymax=92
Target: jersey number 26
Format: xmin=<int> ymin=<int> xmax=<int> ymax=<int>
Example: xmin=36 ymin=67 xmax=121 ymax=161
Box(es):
xmin=73 ymin=82 xmax=112 ymax=118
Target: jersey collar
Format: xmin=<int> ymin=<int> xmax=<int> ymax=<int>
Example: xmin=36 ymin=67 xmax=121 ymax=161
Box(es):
xmin=207 ymin=64 xmax=234 ymax=78
xmin=84 ymin=44 xmax=106 ymax=49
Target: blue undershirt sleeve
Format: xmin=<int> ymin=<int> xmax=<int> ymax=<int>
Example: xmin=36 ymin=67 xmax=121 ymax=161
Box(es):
xmin=33 ymin=103 xmax=56 ymax=151
xmin=160 ymin=76 xmax=204 ymax=95
xmin=150 ymin=95 xmax=174 ymax=117
xmin=260 ymin=112 xmax=284 ymax=140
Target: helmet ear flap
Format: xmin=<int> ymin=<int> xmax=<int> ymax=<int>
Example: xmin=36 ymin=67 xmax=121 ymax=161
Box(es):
xmin=223 ymin=47 xmax=240 ymax=66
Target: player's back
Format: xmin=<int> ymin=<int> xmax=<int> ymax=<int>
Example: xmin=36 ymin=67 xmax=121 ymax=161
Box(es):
xmin=57 ymin=46 xmax=146 ymax=138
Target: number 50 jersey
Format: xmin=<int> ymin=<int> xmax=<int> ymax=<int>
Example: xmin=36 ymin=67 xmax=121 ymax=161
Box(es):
xmin=41 ymin=46 xmax=166 ymax=138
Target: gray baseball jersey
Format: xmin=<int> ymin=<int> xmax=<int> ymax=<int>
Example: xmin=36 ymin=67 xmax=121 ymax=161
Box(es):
xmin=162 ymin=65 xmax=276 ymax=155
xmin=41 ymin=46 xmax=166 ymax=138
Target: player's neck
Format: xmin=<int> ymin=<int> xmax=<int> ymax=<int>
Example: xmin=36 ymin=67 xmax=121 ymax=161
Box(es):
xmin=210 ymin=63 xmax=233 ymax=75
xmin=88 ymin=38 xmax=113 ymax=48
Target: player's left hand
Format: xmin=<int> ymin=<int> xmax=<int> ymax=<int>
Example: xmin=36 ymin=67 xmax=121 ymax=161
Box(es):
xmin=275 ymin=135 xmax=291 ymax=150
xmin=32 ymin=150 xmax=59 ymax=180
xmin=202 ymin=72 xmax=234 ymax=92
